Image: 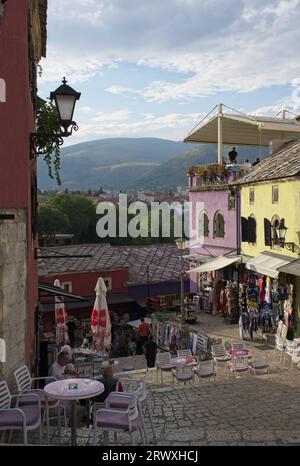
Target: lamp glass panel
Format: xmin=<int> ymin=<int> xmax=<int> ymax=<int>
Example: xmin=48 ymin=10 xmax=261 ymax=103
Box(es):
xmin=55 ymin=95 xmax=76 ymax=121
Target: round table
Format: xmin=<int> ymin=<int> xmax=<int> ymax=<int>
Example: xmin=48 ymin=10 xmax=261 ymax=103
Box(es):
xmin=228 ymin=349 xmax=252 ymax=358
xmin=44 ymin=378 xmax=104 ymax=446
xmin=171 ymin=356 xmax=198 ymax=366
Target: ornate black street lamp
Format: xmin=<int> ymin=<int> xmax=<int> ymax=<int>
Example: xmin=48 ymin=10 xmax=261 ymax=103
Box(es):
xmin=175 ymin=237 xmax=188 ymax=322
xmin=30 ymin=77 xmax=81 ymax=157
xmin=276 ymin=219 xmax=300 ymax=254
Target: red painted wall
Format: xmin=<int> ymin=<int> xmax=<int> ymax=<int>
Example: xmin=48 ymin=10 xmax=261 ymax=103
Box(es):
xmin=40 ymin=269 xmax=129 ymax=296
xmin=0 ymin=1 xmax=38 ymax=366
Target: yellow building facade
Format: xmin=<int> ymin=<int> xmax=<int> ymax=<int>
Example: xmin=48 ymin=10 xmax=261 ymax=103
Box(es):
xmin=240 ymin=178 xmax=300 ymax=259
xmin=240 ymin=177 xmax=300 ymax=335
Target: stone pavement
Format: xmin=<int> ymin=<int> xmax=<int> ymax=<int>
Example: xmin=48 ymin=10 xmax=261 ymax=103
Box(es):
xmin=5 ymin=314 xmax=300 ymax=446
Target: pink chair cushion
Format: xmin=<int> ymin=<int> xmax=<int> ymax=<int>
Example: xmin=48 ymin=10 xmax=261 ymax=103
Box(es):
xmin=194 ymin=368 xmax=214 ymax=378
xmin=106 ymin=394 xmax=131 ymax=409
xmin=158 ymin=363 xmax=176 ymax=371
xmin=18 ymin=391 xmax=57 ymax=406
xmin=95 ymin=410 xmax=141 ymax=430
xmin=249 ymin=362 xmax=268 ymax=369
xmin=174 ymin=373 xmax=193 ymax=381
xmin=0 ymin=406 xmax=40 ymax=427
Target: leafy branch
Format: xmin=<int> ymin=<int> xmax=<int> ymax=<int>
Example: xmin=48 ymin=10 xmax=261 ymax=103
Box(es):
xmin=36 ymin=98 xmax=62 ymax=185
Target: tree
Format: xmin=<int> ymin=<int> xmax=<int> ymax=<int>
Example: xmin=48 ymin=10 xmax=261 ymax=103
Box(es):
xmin=49 ymin=194 xmax=98 ymax=243
xmin=38 ymin=206 xmax=70 ymax=236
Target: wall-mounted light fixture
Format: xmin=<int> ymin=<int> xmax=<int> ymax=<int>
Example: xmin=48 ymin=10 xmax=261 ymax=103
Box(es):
xmin=30 ymin=77 xmax=81 ymax=156
xmin=276 ymin=219 xmax=300 ymax=254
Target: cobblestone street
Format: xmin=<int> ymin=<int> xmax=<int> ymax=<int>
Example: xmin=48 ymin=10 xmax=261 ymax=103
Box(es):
xmin=5 ymin=314 xmax=300 ymax=446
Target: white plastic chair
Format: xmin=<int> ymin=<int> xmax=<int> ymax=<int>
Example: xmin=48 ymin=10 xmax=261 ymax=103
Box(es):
xmin=105 ymin=374 xmax=156 ymax=444
xmin=231 ymin=342 xmax=246 ymax=351
xmin=193 ymin=360 xmax=216 ymax=382
xmin=284 ymin=339 xmax=300 ymax=369
xmin=155 ymin=352 xmax=176 ymax=384
xmin=177 ymin=349 xmax=199 ymax=365
xmin=0 ymin=380 xmax=42 ymax=445
xmin=248 ymin=353 xmax=269 ymax=375
xmin=13 ymin=365 xmax=64 ymax=443
xmin=211 ymin=344 xmax=231 ymax=372
xmin=172 ymin=364 xmax=194 ymax=385
xmin=227 ymin=356 xmax=250 ymax=378
xmin=93 ymin=388 xmax=146 ymax=446
xmin=273 ymin=335 xmax=286 ymax=363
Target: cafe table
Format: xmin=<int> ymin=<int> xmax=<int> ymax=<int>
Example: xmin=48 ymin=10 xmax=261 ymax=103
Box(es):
xmin=227 ymin=349 xmax=252 ymax=359
xmin=44 ymin=378 xmax=104 ymax=446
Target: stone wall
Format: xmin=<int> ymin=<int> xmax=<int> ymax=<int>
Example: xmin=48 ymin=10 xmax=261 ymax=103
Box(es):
xmin=0 ymin=209 xmax=27 ymax=381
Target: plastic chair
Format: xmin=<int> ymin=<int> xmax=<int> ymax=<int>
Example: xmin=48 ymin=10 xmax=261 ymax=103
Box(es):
xmin=177 ymin=349 xmax=199 ymax=365
xmin=248 ymin=353 xmax=269 ymax=375
xmin=13 ymin=365 xmax=62 ymax=443
xmin=93 ymin=388 xmax=146 ymax=446
xmin=230 ymin=342 xmax=246 ymax=351
xmin=172 ymin=364 xmax=194 ymax=385
xmin=155 ymin=352 xmax=176 ymax=384
xmin=211 ymin=344 xmax=231 ymax=371
xmin=273 ymin=335 xmax=286 ymax=363
xmin=105 ymin=375 xmax=156 ymax=444
xmin=0 ymin=380 xmax=42 ymax=445
xmin=226 ymin=357 xmax=250 ymax=378
xmin=193 ymin=360 xmax=216 ymax=382
xmin=284 ymin=339 xmax=300 ymax=369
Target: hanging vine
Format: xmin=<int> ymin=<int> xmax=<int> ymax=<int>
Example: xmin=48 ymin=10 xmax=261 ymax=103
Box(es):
xmin=35 ymin=98 xmax=62 ymax=185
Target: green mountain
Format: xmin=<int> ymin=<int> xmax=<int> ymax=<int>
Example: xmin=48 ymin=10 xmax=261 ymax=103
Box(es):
xmin=37 ymin=137 xmax=267 ymax=191
xmin=37 ymin=138 xmax=197 ymax=190
xmin=136 ymin=145 xmax=268 ymax=190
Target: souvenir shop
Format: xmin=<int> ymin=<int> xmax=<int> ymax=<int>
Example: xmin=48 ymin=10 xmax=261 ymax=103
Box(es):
xmin=238 ymin=268 xmax=295 ymax=339
xmin=196 ymin=259 xmax=240 ymax=322
xmin=155 ymin=321 xmax=190 ymax=352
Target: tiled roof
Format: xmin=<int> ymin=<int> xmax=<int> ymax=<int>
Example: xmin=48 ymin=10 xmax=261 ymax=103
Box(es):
xmin=38 ymin=243 xmax=189 ymax=286
xmin=234 ymin=139 xmax=300 ymax=185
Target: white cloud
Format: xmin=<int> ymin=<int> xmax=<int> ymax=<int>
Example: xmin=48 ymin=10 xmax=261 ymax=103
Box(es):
xmin=63 ymin=111 xmax=205 ymax=145
xmin=78 ymin=106 xmax=93 ymax=114
xmin=43 ymin=0 xmax=300 ymax=106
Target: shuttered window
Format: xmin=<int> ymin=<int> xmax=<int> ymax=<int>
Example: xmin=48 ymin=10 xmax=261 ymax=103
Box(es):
xmin=198 ymin=212 xmax=209 ymax=237
xmin=264 ymin=218 xmax=272 ymax=246
xmin=241 ymin=217 xmax=249 ymax=242
xmin=248 ymin=216 xmax=257 ymax=244
xmin=214 ymin=212 xmax=225 ymax=238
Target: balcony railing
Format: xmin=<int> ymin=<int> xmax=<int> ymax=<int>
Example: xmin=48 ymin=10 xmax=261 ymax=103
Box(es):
xmin=188 ymin=163 xmax=246 ymax=188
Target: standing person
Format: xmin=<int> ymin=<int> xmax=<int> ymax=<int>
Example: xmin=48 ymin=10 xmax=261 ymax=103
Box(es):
xmin=138 ymin=318 xmax=150 ymax=348
xmin=144 ymin=335 xmax=158 ymax=369
xmin=243 ymin=159 xmax=252 ymax=172
xmin=228 ymin=147 xmax=238 ymax=164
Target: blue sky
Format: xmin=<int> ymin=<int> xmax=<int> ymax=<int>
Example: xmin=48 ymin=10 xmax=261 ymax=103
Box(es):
xmin=38 ymin=0 xmax=300 ymax=145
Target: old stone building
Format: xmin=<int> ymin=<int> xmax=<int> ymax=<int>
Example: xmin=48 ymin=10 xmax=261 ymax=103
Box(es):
xmin=0 ymin=0 xmax=48 ymax=378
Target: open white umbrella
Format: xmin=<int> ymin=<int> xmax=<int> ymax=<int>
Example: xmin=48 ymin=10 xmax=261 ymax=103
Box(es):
xmin=90 ymin=277 xmax=111 ymax=352
xmin=54 ymin=279 xmax=70 ymax=346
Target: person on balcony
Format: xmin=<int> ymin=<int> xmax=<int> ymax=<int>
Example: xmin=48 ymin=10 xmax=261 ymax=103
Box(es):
xmin=243 ymin=159 xmax=252 ymax=172
xmin=228 ymin=147 xmax=238 ymax=164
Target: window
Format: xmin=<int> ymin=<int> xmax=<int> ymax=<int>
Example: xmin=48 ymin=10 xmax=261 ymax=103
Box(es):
xmin=264 ymin=218 xmax=272 ymax=246
xmin=214 ymin=211 xmax=225 ymax=238
xmin=103 ymin=277 xmax=112 ymax=291
xmin=271 ymin=215 xmax=281 ymax=247
xmin=241 ymin=216 xmax=256 ymax=243
xmin=228 ymin=194 xmax=236 ymax=211
xmin=272 ymin=186 xmax=279 ymax=203
xmin=62 ymin=282 xmax=72 ymax=293
xmin=249 ymin=188 xmax=255 ymax=205
xmin=198 ymin=211 xmax=209 ymax=238
xmin=248 ymin=215 xmax=257 ymax=244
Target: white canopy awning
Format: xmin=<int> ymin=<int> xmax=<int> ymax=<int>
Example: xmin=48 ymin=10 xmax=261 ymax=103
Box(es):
xmin=245 ymin=252 xmax=294 ymax=278
xmin=184 ymin=110 xmax=300 ymax=147
xmin=187 ymin=255 xmax=239 ymax=273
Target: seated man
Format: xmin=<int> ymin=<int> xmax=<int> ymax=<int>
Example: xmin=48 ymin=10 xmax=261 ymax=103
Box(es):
xmin=93 ymin=366 xmax=119 ymax=403
xmin=49 ymin=350 xmax=80 ymax=380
